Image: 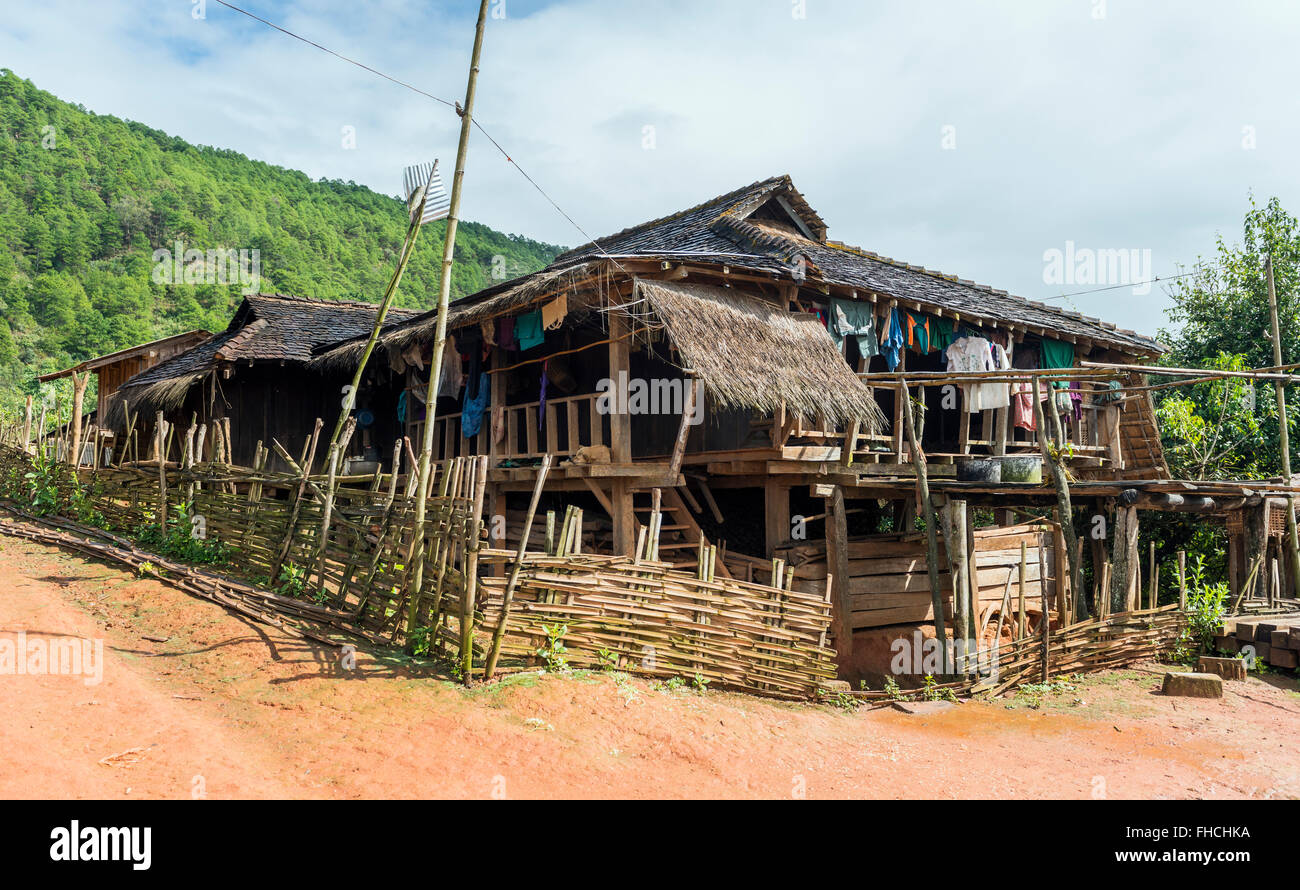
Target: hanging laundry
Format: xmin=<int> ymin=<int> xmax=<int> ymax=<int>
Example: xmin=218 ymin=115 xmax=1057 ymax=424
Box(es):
xmin=930 ymin=316 xmax=956 ymax=352
xmin=498 ymin=316 xmax=517 ymax=351
xmin=1011 ymin=340 xmax=1039 ymax=430
xmin=481 ymin=319 xmax=496 ymax=347
xmin=828 ymin=297 xmax=879 ymax=357
xmin=397 ymin=390 xmax=407 ymax=424
xmin=944 ymin=336 xmax=1006 ymax=412
xmin=437 ymin=336 xmax=463 ymax=398
xmin=881 ymin=307 xmax=905 ymax=371
xmin=969 ymin=341 xmax=1012 ymax=410
xmin=461 ymin=372 xmax=490 ymax=438
xmin=458 ymin=325 xmax=483 ymax=401
xmin=516 ymin=308 xmax=545 ymax=351
xmin=541 ymin=292 xmax=568 ymax=331
xmin=1012 ymin=387 xmax=1036 ymax=431
xmin=1040 ymin=338 xmax=1075 ymax=391
xmin=539 ymin=359 xmax=549 ymax=430
xmin=904 ymin=311 xmax=931 ymax=354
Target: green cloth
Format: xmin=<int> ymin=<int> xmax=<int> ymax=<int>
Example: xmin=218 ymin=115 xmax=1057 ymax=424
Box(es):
xmin=516 ymin=309 xmax=544 ymax=351
xmin=929 ymin=316 xmax=956 ymax=350
xmin=828 ymin=298 xmax=879 ymax=357
xmin=1040 ymin=338 xmax=1075 ymax=390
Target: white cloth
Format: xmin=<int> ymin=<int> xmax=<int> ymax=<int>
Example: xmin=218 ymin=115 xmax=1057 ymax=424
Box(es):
xmin=437 ymin=336 xmax=463 ymax=398
xmin=944 ymin=337 xmax=1011 ymax=412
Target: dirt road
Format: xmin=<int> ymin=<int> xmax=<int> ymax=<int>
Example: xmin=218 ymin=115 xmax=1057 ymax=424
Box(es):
xmin=1 ymin=533 xmax=1296 ymax=800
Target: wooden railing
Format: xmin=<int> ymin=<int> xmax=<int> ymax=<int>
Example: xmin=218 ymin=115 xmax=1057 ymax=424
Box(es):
xmin=417 ymin=391 xmax=608 ymax=463
xmin=769 ymin=371 xmax=1126 ymax=468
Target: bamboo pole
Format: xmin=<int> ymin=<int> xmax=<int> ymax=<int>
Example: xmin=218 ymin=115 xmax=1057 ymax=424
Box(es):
xmin=1018 ymin=540 xmax=1028 ymax=640
xmin=154 ymin=412 xmax=168 ymax=533
xmin=326 ymin=163 xmax=440 ymax=450
xmin=1033 ymin=377 xmax=1084 ymax=614
xmin=899 ymin=377 xmax=948 ymax=667
xmin=407 ymin=0 xmax=492 ymax=634
xmin=459 ymin=454 xmax=490 ymax=681
xmin=1177 ymin=550 xmax=1187 ymax=611
xmin=22 ymin=396 xmax=32 ymax=454
xmin=1265 ymin=255 xmax=1300 ymax=597
xmin=484 ymin=454 xmax=552 ymax=680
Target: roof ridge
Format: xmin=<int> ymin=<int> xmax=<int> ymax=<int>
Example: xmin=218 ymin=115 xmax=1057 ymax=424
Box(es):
xmin=553 ymin=175 xmax=790 ymax=263
xmin=246 ymin=292 xmax=405 ymax=311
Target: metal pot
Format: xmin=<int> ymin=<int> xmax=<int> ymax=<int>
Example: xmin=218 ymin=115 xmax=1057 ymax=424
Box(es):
xmin=955 ymin=458 xmax=1002 ymax=483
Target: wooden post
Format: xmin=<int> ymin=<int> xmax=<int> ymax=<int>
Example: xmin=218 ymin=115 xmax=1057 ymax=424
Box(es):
xmin=408 ymin=0 xmax=493 ymax=618
xmin=826 ymin=484 xmax=853 ymax=667
xmin=1265 ymin=255 xmax=1300 ymax=596
xmin=69 ymin=370 xmax=88 ymax=467
xmin=900 ymin=378 xmax=949 ymax=668
xmin=22 ymin=395 xmax=32 ymax=454
xmin=1111 ymin=504 xmax=1139 ymax=611
xmin=764 ymin=480 xmax=790 ymax=557
xmin=949 ymin=499 xmax=970 ymax=674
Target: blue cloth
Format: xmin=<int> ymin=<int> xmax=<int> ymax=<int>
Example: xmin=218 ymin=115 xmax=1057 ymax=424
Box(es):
xmin=882 ymin=307 xmax=905 ymax=371
xmin=516 ymin=309 xmax=545 ymax=351
xmin=461 ymin=372 xmax=490 ymax=438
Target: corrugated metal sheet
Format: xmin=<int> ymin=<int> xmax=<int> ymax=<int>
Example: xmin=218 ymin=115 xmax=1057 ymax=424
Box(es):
xmin=402 ymin=161 xmax=451 ymax=224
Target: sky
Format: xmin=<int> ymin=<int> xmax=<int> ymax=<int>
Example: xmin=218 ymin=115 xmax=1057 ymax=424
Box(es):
xmin=3 ymin=0 xmax=1299 ymax=340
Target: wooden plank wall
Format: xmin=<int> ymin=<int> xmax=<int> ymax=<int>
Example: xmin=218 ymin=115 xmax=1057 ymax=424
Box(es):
xmin=780 ymin=523 xmax=1053 ymax=629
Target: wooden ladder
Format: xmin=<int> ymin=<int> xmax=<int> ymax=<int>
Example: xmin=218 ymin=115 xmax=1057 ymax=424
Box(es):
xmin=632 ymin=487 xmax=732 ymax=578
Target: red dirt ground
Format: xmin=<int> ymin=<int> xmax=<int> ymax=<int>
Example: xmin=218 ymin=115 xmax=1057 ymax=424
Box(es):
xmin=1 ymin=533 xmax=1297 ymax=800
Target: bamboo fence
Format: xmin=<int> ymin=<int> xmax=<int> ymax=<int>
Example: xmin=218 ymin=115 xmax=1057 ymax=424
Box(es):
xmin=0 ymin=431 xmax=837 ymax=698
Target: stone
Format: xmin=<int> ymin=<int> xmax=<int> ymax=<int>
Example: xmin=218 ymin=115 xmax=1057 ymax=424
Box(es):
xmin=1161 ymin=672 xmax=1223 ymax=698
xmin=1196 ymin=656 xmax=1246 ymax=681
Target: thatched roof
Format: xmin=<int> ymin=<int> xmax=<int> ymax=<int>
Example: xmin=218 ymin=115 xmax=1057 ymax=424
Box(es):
xmin=114 ymin=294 xmax=418 ymax=419
xmin=632 ymin=279 xmax=885 ymax=431
xmin=309 ymin=263 xmax=601 ymax=373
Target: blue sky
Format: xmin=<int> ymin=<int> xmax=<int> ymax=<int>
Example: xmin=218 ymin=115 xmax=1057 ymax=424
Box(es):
xmin=3 ymin=0 xmax=1300 ymax=340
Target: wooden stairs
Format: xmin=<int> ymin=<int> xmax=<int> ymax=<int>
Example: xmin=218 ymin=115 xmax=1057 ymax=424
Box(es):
xmin=632 ymin=487 xmax=731 ymax=578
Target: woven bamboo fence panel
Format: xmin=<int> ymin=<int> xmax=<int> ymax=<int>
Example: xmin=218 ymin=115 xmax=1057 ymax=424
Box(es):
xmin=0 ymin=444 xmax=836 ymax=697
xmin=477 ymin=552 xmax=837 ymax=698
xmin=972 ymin=605 xmax=1186 ymax=696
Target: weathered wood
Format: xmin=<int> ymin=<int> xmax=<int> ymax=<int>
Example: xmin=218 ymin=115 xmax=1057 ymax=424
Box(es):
xmin=900 ymin=378 xmax=948 ymax=666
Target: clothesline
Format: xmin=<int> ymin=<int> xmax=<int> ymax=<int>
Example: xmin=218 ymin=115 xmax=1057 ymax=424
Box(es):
xmin=486 ymin=327 xmax=642 ymax=376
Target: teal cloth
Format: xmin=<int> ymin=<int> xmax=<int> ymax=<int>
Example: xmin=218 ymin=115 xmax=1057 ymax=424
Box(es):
xmin=828 ymin=297 xmax=879 ymax=357
xmin=516 ymin=309 xmax=544 ymax=351
xmin=461 ymin=372 xmax=490 ymax=438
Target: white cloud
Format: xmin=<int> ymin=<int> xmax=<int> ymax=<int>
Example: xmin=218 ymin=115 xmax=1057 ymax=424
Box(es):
xmin=3 ymin=0 xmax=1299 ymax=337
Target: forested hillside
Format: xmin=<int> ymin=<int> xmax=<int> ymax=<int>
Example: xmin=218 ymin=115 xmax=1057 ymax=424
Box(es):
xmin=0 ymin=70 xmax=563 ymax=408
